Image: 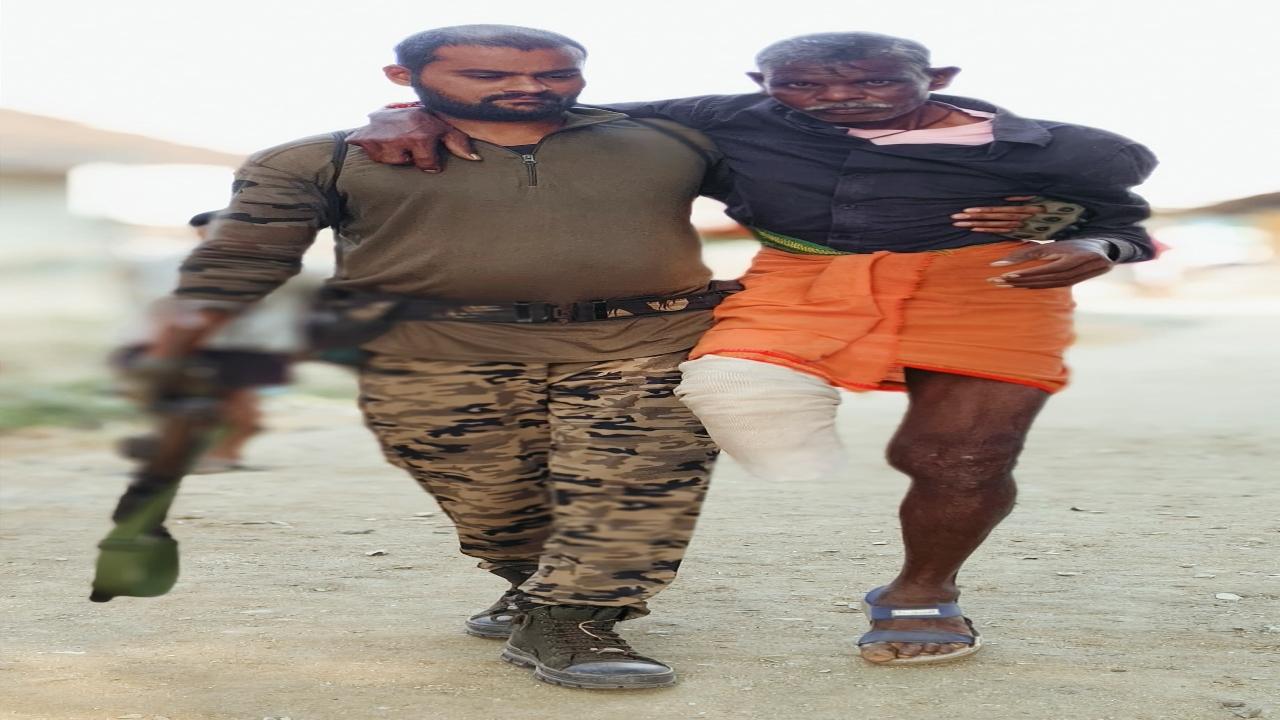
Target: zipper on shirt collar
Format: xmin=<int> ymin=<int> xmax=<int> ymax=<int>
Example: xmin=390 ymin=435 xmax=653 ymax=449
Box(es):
xmin=519 ymin=153 xmax=538 ymax=186
xmin=482 ymin=122 xmax=589 ymax=188
xmin=475 ymin=109 xmax=627 ymax=187
xmin=475 ymin=141 xmax=548 ymax=186
xmin=489 ymin=142 xmax=545 ymax=187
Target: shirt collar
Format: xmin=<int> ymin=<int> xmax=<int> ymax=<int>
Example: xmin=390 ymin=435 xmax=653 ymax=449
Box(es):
xmin=769 ymin=93 xmax=1053 ymax=147
xmin=561 ymin=106 xmax=632 ymax=128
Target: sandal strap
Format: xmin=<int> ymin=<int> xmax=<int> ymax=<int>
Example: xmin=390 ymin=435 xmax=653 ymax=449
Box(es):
xmin=863 ymin=586 xmax=964 ymax=621
xmin=865 ymin=602 xmax=963 ymax=620
xmin=858 ymin=629 xmax=977 ymax=646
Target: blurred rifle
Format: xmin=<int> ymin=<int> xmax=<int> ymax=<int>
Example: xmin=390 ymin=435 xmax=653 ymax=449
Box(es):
xmin=90 ymin=309 xmax=232 ymax=602
xmin=92 ymin=133 xmax=355 ymax=601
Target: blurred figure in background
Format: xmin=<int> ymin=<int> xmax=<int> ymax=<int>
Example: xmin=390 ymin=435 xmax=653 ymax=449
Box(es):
xmin=110 ymin=211 xmax=318 ymax=473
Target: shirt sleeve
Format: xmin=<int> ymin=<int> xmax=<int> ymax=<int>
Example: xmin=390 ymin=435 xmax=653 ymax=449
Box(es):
xmin=619 ymin=116 xmax=736 ymax=203
xmin=593 ymin=95 xmax=748 ymax=130
xmin=1048 ymin=142 xmax=1159 ymax=263
xmin=698 ymin=159 xmax=736 ymax=203
xmin=175 ymin=146 xmax=332 ymax=305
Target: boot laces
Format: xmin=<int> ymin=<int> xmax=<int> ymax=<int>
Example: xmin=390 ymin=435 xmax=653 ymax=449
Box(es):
xmin=478 ymin=588 xmax=529 ymax=618
xmin=550 ymin=619 xmax=636 ymax=656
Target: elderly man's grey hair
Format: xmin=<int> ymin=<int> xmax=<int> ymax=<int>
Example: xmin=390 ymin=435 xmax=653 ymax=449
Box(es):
xmin=754 ymin=32 xmax=932 ymax=73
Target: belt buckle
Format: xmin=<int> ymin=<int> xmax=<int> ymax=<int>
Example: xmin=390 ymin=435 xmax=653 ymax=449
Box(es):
xmin=564 ymin=300 xmax=609 ymax=322
xmin=513 ymin=301 xmax=558 ymax=324
xmin=550 ymin=304 xmax=571 ymax=323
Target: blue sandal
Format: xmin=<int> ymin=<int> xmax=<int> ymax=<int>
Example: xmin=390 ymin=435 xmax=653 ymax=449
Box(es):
xmin=857 ymin=586 xmax=983 ymax=665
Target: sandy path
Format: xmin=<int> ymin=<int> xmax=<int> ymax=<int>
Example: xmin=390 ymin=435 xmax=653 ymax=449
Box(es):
xmin=2 ymin=313 xmax=1277 ymax=720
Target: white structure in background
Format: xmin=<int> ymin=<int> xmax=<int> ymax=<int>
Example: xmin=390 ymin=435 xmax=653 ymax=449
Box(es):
xmin=0 ymin=108 xmax=244 ymax=262
xmin=0 ymin=109 xmax=249 ymax=341
xmin=1135 ymin=221 xmax=1273 ymax=289
xmin=68 ymin=163 xmax=234 ymax=229
xmin=0 ymin=109 xmax=337 ymax=327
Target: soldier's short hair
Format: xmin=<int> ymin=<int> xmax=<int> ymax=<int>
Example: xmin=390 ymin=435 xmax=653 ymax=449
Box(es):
xmin=395 ymin=24 xmax=588 ymax=74
xmin=755 ymin=32 xmax=931 ymax=74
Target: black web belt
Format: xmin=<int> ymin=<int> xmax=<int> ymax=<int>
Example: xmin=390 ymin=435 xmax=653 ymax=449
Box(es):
xmin=359 ymin=280 xmax=743 ymax=325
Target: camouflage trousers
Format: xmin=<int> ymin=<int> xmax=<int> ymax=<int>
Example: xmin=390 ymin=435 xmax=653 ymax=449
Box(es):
xmin=357 ymin=350 xmax=718 ymax=618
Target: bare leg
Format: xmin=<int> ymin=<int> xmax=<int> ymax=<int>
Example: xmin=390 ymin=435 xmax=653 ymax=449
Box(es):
xmin=861 ymin=368 xmax=1049 ymax=663
xmin=204 ymin=388 xmax=262 ymax=462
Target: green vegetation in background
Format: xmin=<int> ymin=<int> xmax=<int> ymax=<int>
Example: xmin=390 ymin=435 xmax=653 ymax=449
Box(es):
xmin=0 ymin=368 xmax=356 ymax=431
xmin=0 ymin=380 xmax=138 ymax=431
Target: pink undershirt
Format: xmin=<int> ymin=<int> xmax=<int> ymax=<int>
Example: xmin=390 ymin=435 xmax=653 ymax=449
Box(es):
xmin=846 ymin=109 xmax=995 ymax=145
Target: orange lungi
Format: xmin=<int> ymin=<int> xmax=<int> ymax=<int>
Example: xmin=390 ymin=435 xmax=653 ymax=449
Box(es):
xmin=689 ymin=242 xmax=1076 ymax=393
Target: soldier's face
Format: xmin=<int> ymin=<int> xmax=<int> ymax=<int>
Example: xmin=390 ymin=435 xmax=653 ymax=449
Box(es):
xmin=388 ymin=45 xmax=586 ymax=121
xmin=748 ymin=57 xmax=958 ymax=125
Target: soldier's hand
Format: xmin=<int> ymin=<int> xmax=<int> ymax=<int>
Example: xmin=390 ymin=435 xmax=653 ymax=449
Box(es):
xmin=118 ymin=355 xmax=185 ymax=405
xmin=951 ymin=195 xmax=1046 ymax=233
xmin=987 ymin=238 xmax=1115 ymax=289
xmin=146 ymin=307 xmax=233 ymax=360
xmin=117 ymin=354 xmax=222 ymax=409
xmin=348 ymin=108 xmax=479 ymax=173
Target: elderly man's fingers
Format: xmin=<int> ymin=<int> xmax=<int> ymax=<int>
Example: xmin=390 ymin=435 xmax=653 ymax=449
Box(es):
xmin=404 ymin=139 xmax=444 ymax=173
xmin=988 ymin=251 xmax=1080 ymax=275
xmin=990 ymin=244 xmax=1055 ymax=267
xmin=967 ymin=224 xmax=1036 ymax=233
xmin=954 ymin=208 xmax=1041 ymax=217
xmin=996 ymin=267 xmax=1110 ymax=288
xmin=990 ymin=260 xmax=1111 ymax=288
xmin=348 ymin=139 xmax=408 ymax=165
xmin=441 ymin=128 xmax=481 ymax=161
xmin=953 ymin=209 xmax=1042 ymax=221
xmin=1005 ymin=253 xmax=1109 ymax=279
xmin=958 ymin=205 xmax=1044 ymax=216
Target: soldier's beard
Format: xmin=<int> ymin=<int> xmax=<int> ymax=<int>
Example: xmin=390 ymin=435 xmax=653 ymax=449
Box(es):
xmin=411 ymin=80 xmax=577 ymax=121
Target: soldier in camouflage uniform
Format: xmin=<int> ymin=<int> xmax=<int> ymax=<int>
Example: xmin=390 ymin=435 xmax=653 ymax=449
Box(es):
xmin=168 ymin=25 xmax=726 ymax=690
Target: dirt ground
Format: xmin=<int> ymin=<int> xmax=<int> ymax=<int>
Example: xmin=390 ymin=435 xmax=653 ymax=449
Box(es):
xmin=2 ymin=309 xmax=1278 ymax=720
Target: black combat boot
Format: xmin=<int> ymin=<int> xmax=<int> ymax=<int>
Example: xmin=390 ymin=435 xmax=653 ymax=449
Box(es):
xmin=501 ymin=604 xmax=675 ymax=689
xmin=464 ymin=564 xmax=537 ymax=638
xmin=464 ymin=587 xmax=535 ymax=638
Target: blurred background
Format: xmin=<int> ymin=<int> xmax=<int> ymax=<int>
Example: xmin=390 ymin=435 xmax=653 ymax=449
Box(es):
xmin=2 ymin=0 xmax=1278 ymax=432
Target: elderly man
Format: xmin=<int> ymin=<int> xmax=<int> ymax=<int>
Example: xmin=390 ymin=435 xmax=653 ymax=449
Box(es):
xmin=355 ymin=31 xmax=1155 ymax=667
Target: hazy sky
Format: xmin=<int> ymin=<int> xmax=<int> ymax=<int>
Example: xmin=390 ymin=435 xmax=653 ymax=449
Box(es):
xmin=3 ymin=0 xmax=1278 ymax=208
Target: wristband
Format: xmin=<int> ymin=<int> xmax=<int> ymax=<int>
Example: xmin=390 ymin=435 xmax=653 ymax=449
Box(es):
xmin=1067 ymin=237 xmax=1124 ymax=262
xmin=384 ymin=101 xmax=424 ymax=109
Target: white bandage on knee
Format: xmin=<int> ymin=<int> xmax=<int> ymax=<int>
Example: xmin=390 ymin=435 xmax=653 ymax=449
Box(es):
xmin=675 ymin=355 xmax=846 ymax=482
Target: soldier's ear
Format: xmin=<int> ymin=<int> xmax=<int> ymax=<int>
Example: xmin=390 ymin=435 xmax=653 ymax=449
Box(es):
xmin=384 ymin=65 xmax=413 ymax=87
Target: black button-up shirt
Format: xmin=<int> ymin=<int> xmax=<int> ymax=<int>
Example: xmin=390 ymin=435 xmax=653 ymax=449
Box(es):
xmin=606 ymin=93 xmax=1157 ymax=262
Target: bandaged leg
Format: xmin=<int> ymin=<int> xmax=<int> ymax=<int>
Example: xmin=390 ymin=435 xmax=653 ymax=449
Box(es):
xmin=675 ymin=355 xmax=846 ymax=482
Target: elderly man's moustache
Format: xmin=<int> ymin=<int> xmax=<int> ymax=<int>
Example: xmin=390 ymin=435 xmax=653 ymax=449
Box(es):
xmin=804 ymin=103 xmax=894 ymax=111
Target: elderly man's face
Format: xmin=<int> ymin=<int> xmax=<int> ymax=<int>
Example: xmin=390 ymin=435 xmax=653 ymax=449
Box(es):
xmin=750 ymin=56 xmax=958 ymax=125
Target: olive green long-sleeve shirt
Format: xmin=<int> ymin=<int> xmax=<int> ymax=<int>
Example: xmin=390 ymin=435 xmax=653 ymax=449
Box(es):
xmin=176 ymin=108 xmax=725 ymax=362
